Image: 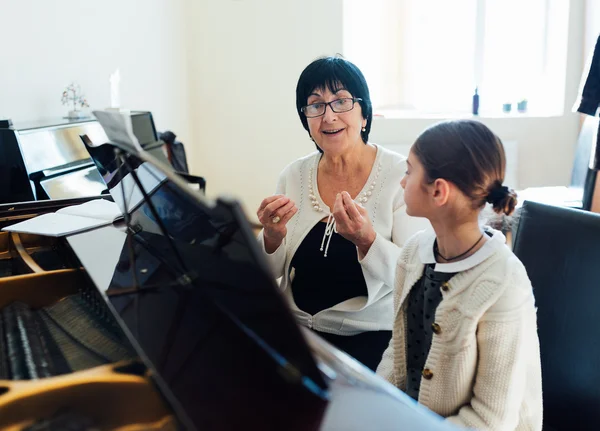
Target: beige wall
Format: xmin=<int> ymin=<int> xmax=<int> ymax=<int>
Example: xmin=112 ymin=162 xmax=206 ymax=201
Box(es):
xmin=184 ymin=0 xmax=343 ymax=217
xmin=0 ymin=0 xmax=191 ymax=143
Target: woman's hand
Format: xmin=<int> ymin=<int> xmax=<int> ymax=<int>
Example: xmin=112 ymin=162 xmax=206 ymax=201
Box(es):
xmin=333 ymin=191 xmax=377 ymax=258
xmin=257 ymin=194 xmax=298 ymax=254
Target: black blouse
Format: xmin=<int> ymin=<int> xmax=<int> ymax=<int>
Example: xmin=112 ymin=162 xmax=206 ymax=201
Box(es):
xmin=291 ymin=222 xmax=368 ymax=315
xmin=405 ymin=263 xmax=455 ymax=401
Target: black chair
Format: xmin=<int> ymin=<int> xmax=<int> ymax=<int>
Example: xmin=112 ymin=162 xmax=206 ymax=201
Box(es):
xmin=513 ymin=201 xmax=600 ymax=430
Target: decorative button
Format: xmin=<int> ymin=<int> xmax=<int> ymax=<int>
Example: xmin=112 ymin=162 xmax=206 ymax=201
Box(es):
xmin=441 ymin=282 xmax=450 ymax=292
xmin=422 ymin=369 xmax=433 ymax=380
xmin=431 ymin=323 xmax=441 ymax=335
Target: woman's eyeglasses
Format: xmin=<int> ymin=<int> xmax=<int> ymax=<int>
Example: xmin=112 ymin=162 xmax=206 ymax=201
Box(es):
xmin=301 ymin=98 xmax=362 ymax=118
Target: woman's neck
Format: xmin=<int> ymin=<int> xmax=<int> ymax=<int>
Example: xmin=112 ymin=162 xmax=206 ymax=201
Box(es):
xmin=320 ymin=143 xmax=374 ymax=179
xmin=430 ymin=219 xmax=485 ymax=263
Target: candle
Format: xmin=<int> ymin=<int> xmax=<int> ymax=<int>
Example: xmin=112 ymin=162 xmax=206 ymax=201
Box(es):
xmin=109 ymin=69 xmax=121 ymax=109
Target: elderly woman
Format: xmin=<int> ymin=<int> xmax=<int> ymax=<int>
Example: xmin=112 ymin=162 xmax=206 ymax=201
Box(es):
xmin=257 ymin=56 xmax=426 ymax=370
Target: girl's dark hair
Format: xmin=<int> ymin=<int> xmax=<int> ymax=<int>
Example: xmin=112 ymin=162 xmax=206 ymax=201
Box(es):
xmin=412 ymin=120 xmax=517 ymax=215
xmin=296 ymin=56 xmax=373 ymax=152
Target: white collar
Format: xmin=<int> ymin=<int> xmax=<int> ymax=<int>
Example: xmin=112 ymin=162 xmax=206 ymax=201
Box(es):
xmin=417 ymin=227 xmax=506 ymax=273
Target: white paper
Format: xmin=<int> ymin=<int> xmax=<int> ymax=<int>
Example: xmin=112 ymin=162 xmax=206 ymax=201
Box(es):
xmin=2 ymin=213 xmax=113 ymax=237
xmin=57 ymin=199 xmax=122 ymax=221
xmin=67 ymin=225 xmax=127 ymax=292
xmin=92 ymin=110 xmax=143 ymax=152
xmin=1 ymin=199 xmax=122 ymax=237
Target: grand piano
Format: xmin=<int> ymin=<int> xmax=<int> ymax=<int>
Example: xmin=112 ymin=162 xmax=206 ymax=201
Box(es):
xmin=0 ymin=117 xmax=459 ymax=430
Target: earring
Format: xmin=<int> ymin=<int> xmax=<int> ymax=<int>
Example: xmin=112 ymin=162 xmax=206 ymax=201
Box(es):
xmin=361 ymin=127 xmax=366 ymax=132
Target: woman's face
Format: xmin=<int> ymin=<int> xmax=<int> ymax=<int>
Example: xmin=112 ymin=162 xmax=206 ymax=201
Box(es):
xmin=400 ymin=150 xmax=432 ymax=217
xmin=305 ymin=86 xmax=366 ymax=155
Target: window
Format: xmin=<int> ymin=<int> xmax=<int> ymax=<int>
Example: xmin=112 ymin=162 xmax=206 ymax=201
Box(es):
xmin=343 ymin=0 xmax=570 ymax=116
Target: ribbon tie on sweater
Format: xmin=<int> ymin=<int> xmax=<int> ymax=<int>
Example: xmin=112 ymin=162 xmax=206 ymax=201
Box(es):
xmin=319 ymin=213 xmax=337 ymax=257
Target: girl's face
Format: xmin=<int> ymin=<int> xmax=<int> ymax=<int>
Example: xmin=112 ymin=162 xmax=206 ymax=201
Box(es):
xmin=401 ymin=148 xmax=481 ymax=223
xmin=400 ymin=149 xmax=433 ymax=218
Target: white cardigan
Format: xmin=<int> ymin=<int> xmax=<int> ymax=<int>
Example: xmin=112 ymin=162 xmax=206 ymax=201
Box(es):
xmin=374 ymin=229 xmax=543 ymax=431
xmin=258 ymin=145 xmax=429 ymax=335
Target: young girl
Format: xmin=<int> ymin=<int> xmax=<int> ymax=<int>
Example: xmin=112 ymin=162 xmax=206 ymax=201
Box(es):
xmin=368 ymin=120 xmax=542 ymax=430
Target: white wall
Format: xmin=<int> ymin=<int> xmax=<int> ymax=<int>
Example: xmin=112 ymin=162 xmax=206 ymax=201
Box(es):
xmin=0 ymin=0 xmax=190 ymax=142
xmin=585 ymin=0 xmax=600 ymax=57
xmin=368 ymin=0 xmax=586 ymax=191
xmin=0 ymin=0 xmax=587 ymax=218
xmin=184 ymin=0 xmax=343 ymax=217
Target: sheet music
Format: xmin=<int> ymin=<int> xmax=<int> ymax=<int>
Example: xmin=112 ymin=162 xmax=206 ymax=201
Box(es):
xmin=2 ymin=199 xmax=122 ymax=237
xmin=2 ymin=213 xmax=113 ymax=237
xmin=57 ymin=199 xmax=122 ymax=221
xmin=92 ymin=110 xmax=143 ymax=152
xmin=90 ymin=110 xmax=167 ymax=214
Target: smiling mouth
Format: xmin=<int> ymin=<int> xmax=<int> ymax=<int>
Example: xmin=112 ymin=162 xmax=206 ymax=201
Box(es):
xmin=322 ymin=128 xmax=344 ymax=135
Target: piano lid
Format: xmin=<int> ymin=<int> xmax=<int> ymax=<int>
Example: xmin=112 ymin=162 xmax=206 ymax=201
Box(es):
xmin=79 ymin=142 xmax=329 ymax=430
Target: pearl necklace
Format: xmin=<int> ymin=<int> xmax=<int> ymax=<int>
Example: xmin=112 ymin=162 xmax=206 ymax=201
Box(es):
xmin=308 ymin=162 xmax=382 ymax=212
xmin=308 ymin=161 xmax=382 ymax=257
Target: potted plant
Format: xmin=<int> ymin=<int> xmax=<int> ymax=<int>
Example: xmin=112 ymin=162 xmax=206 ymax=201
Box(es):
xmin=61 ymin=82 xmax=89 ymax=119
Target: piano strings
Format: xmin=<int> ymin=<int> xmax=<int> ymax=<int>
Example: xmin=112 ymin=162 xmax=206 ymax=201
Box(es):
xmin=0 ymin=287 xmax=136 ymax=380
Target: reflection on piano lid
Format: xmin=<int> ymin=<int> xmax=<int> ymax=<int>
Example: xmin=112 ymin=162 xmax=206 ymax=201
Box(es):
xmin=83 ymin=143 xmax=328 ymax=430
xmin=39 ymin=165 xmax=107 ymax=200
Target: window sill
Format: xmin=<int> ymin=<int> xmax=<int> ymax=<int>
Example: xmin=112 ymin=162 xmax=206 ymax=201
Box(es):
xmin=373 ymin=109 xmax=565 ymax=120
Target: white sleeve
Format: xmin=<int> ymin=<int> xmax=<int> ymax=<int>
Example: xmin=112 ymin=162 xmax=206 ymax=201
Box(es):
xmin=256 ymin=172 xmax=288 ymax=279
xmin=376 ymin=336 xmax=396 ymax=384
xmin=360 ymin=189 xmax=429 ymax=300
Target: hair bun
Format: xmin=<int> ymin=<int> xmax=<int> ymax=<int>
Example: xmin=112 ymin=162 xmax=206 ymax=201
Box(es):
xmin=486 ymin=182 xmax=517 ymax=215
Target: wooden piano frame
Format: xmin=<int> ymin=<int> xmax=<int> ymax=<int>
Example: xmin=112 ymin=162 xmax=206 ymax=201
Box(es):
xmin=0 ymin=230 xmax=175 ymax=430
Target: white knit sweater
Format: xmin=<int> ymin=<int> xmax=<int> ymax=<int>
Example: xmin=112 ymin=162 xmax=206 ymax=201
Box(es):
xmin=258 ymin=145 xmax=430 ymax=335
xmin=374 ymin=229 xmax=543 ymax=431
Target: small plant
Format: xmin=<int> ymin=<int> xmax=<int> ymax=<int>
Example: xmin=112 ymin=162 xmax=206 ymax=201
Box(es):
xmin=61 ymin=82 xmax=89 ymax=117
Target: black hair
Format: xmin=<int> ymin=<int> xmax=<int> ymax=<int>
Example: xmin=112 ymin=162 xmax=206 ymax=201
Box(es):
xmin=296 ymin=56 xmax=373 ymax=152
